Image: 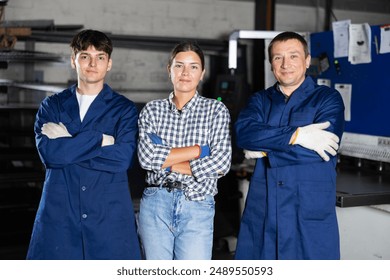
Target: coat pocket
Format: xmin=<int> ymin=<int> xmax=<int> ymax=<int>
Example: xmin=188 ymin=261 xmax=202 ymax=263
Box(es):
xmin=298 ymin=182 xmax=335 ymax=221
xmin=93 ymin=117 xmax=116 ymax=136
xmin=289 ymin=108 xmax=316 ymax=126
xmin=37 ymin=183 xmax=68 ymax=223
xmin=104 ymin=182 xmax=133 ymax=221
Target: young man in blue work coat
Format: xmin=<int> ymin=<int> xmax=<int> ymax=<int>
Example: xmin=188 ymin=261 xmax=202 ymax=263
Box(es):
xmin=234 ymin=32 xmax=345 ymax=260
xmin=26 ymin=30 xmax=141 ymax=259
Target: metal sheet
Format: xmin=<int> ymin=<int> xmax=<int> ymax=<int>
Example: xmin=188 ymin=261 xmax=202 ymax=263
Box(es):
xmin=336 ymin=167 xmax=390 ymax=207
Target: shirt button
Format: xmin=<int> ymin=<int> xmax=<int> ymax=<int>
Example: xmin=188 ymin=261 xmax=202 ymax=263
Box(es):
xmin=81 ymin=186 xmax=87 ymax=191
xmin=82 ymin=214 xmax=88 ymax=219
xmin=278 ymin=181 xmax=284 ymax=186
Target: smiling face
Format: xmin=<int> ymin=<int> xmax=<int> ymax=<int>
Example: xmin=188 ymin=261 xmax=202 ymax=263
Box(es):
xmin=71 ymin=45 xmax=112 ymax=90
xmin=270 ymin=38 xmax=311 ymax=95
xmin=168 ymin=50 xmax=205 ymax=97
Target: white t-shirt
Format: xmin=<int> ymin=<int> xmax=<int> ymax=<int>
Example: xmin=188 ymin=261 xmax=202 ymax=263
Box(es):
xmin=76 ymin=91 xmax=98 ymax=122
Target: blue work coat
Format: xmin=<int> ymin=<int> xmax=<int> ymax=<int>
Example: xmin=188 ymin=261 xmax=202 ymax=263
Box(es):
xmin=234 ymin=76 xmax=345 ymax=260
xmin=27 ymin=84 xmax=141 ymax=260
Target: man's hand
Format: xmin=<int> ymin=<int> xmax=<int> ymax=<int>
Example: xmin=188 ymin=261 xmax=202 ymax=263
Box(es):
xmin=244 ymin=150 xmax=267 ymax=159
xmin=102 ymin=134 xmax=115 ymax=146
xmin=292 ymin=121 xmax=339 ymax=161
xmin=41 ymin=122 xmax=72 ymax=139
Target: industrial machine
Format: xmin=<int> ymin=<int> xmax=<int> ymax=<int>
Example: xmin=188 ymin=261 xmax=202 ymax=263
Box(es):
xmin=310 ymin=25 xmax=390 ymax=207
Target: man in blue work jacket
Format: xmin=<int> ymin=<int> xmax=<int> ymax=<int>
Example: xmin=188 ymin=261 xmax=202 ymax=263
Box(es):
xmin=234 ymin=31 xmax=345 ymax=260
xmin=26 ymin=29 xmax=141 ymax=259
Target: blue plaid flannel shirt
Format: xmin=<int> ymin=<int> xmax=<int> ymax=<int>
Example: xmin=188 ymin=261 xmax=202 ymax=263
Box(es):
xmin=137 ymin=92 xmax=232 ymax=201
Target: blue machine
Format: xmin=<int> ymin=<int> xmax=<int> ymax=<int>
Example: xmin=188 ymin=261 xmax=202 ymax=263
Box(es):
xmin=310 ymin=25 xmax=390 ymax=163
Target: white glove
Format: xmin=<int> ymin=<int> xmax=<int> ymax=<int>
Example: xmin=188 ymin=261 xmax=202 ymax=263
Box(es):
xmin=244 ymin=150 xmax=266 ymax=159
xmin=102 ymin=134 xmax=115 ymax=147
xmin=41 ymin=122 xmax=72 ymax=139
xmin=292 ymin=121 xmax=339 ymax=161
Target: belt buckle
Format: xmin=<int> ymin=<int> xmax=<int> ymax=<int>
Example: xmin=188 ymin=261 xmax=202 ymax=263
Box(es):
xmin=163 ymin=180 xmax=181 ymax=192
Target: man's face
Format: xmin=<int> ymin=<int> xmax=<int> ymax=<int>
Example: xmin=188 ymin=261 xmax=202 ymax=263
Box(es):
xmin=270 ymin=39 xmax=310 ymax=94
xmin=71 ymin=45 xmax=112 ymax=86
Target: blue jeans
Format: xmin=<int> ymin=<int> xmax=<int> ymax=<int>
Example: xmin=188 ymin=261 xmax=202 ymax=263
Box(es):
xmin=138 ymin=186 xmax=215 ymax=260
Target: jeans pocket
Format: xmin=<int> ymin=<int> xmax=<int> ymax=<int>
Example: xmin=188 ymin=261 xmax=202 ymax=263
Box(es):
xmin=194 ymin=194 xmax=215 ymax=209
xmin=143 ymin=187 xmax=159 ymax=196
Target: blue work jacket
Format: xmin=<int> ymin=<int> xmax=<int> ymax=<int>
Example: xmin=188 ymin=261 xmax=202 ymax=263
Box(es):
xmin=27 ymin=84 xmax=141 ymax=260
xmin=234 ymin=76 xmax=345 ymax=260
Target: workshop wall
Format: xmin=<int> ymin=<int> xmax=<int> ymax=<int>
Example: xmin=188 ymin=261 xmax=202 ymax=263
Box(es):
xmin=5 ymin=0 xmax=254 ymax=39
xmin=3 ymin=0 xmax=390 ymax=100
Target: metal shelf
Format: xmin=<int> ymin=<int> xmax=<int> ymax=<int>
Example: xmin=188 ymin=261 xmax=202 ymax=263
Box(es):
xmin=20 ymin=30 xmax=228 ymax=54
xmin=0 ymin=172 xmax=44 ymax=184
xmin=0 ymin=147 xmax=40 ymax=160
xmin=0 ymin=49 xmax=64 ymax=63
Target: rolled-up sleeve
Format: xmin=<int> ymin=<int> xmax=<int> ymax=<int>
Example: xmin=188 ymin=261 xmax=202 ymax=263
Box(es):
xmin=137 ymin=103 xmax=171 ymax=172
xmin=190 ymin=103 xmax=232 ymax=182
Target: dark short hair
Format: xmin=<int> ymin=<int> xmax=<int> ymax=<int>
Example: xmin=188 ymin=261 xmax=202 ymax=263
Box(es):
xmin=268 ymin=31 xmax=309 ymax=63
xmin=168 ymin=41 xmax=205 ymax=70
xmin=70 ymin=29 xmax=113 ymax=58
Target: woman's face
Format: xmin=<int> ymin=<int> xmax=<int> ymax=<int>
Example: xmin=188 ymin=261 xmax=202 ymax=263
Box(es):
xmin=168 ymin=51 xmax=205 ymax=95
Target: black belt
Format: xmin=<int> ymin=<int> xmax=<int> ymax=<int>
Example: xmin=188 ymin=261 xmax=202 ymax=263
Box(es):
xmin=162 ymin=180 xmax=183 ymax=192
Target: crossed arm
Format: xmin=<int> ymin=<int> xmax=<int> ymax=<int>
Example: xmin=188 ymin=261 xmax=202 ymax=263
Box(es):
xmin=35 ymin=97 xmax=138 ymax=172
xmin=244 ymin=121 xmax=340 ymax=161
xmin=41 ymin=122 xmax=115 ymax=147
xmin=137 ymin=102 xmax=231 ymax=180
xmin=146 ymin=132 xmax=209 ymax=175
xmin=236 ymin=90 xmax=345 ymax=164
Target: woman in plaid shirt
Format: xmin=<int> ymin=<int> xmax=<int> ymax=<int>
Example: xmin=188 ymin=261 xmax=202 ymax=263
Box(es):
xmin=137 ymin=41 xmax=232 ymax=260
